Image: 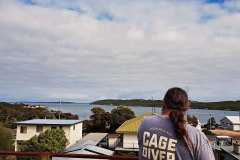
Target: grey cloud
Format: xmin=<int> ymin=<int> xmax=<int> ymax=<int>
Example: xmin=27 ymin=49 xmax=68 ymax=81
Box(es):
xmin=0 ymin=0 xmax=239 ymax=102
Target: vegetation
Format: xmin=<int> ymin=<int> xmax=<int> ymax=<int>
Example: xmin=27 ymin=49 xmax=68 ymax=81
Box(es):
xmin=84 ymin=106 xmax=135 ymax=133
xmin=0 ymin=102 xmax=78 ymax=128
xmin=18 ymin=129 xmax=68 ymax=160
xmin=110 ymin=106 xmax=136 ymax=131
xmin=20 ymin=129 xmax=69 ymax=152
xmin=203 ymin=117 xmax=218 ymax=129
xmin=89 ymin=107 xmax=110 ymax=132
xmin=0 ymin=123 xmax=14 ymax=151
xmin=92 ymin=99 xmax=161 ymax=107
xmin=91 ymin=99 xmax=240 ymax=111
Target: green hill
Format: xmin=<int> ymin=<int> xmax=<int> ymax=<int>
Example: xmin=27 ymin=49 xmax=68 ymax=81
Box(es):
xmin=91 ymin=99 xmax=240 ymax=111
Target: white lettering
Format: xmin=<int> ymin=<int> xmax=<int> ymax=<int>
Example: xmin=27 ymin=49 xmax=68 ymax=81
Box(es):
xmin=148 ymin=148 xmax=151 ymax=159
xmin=168 ymin=138 xmax=177 ymax=151
xmin=159 ymin=136 xmax=168 ymax=149
xmin=142 ymin=147 xmax=148 ymax=158
xmin=159 ymin=151 xmax=166 ymax=160
xmin=167 ymin=152 xmax=175 ymax=160
xmin=151 ymin=149 xmax=159 ymax=160
xmin=143 ymin=131 xmax=150 ymax=146
xmin=149 ymin=133 xmax=158 ymax=147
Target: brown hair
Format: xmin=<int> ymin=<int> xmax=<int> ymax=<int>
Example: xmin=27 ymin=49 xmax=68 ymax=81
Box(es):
xmin=163 ymin=87 xmax=193 ymax=150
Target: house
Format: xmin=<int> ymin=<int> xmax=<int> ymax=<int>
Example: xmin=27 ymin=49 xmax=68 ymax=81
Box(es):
xmin=220 ymin=116 xmax=240 ymax=131
xmin=14 ymin=119 xmax=83 ymax=151
xmin=115 ymin=112 xmax=155 ymax=152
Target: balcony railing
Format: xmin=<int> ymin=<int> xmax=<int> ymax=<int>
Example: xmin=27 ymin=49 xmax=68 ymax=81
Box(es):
xmin=0 ymin=151 xmax=138 ymax=160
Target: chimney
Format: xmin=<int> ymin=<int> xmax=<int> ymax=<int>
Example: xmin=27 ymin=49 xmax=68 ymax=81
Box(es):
xmin=233 ymin=141 xmax=240 ymax=155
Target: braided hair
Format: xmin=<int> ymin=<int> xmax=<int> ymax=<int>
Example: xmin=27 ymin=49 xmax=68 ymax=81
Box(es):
xmin=163 ymin=87 xmax=194 ymax=150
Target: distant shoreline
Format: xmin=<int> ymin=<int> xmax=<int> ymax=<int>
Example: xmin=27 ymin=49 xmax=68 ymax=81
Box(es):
xmin=91 ymin=99 xmax=240 ymax=111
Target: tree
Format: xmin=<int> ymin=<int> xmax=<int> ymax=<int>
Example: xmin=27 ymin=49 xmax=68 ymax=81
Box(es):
xmin=0 ymin=124 xmax=14 ymax=151
xmin=207 ymin=117 xmax=216 ymax=129
xmin=208 ymin=117 xmax=216 ymax=126
xmin=20 ymin=129 xmax=68 ymax=153
xmin=203 ymin=117 xmax=217 ymax=129
xmin=110 ymin=106 xmax=135 ymax=132
xmin=89 ymin=107 xmax=110 ymax=132
xmin=0 ymin=124 xmax=14 ymax=160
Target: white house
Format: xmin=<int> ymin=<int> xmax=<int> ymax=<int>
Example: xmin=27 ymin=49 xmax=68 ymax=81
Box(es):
xmin=14 ymin=119 xmax=83 ymax=151
xmin=220 ymin=116 xmax=240 ymax=131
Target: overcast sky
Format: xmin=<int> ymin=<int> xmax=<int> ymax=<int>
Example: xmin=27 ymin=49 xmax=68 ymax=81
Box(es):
xmin=0 ymin=0 xmax=240 ymax=102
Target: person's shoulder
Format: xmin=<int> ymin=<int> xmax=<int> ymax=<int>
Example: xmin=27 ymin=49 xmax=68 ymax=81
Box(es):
xmin=142 ymin=115 xmax=171 ymax=125
xmin=187 ymin=124 xmax=204 ymax=135
xmin=141 ymin=115 xmax=157 ymax=122
xmin=143 ymin=114 xmax=167 ymax=121
xmin=187 ymin=124 xmax=209 ymax=143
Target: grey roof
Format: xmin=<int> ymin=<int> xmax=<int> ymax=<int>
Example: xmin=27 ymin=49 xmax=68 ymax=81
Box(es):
xmin=221 ymin=146 xmax=240 ymax=159
xmin=64 ymin=140 xmax=97 ymax=153
xmin=64 ymin=133 xmax=108 ymax=153
xmin=53 ymin=145 xmax=114 ymax=160
xmin=83 ymin=145 xmax=113 ymax=155
xmin=82 ymin=133 xmax=108 ymax=143
xmin=15 ymin=119 xmax=83 ymax=126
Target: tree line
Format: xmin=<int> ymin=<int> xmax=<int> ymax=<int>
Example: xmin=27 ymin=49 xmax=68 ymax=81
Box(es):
xmin=0 ymin=102 xmax=78 ymax=129
xmin=0 ymin=102 xmax=79 ymax=153
xmin=91 ymin=99 xmax=240 ymax=111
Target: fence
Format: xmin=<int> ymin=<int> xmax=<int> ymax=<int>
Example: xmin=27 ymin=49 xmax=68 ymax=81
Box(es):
xmin=0 ymin=151 xmax=138 ymax=160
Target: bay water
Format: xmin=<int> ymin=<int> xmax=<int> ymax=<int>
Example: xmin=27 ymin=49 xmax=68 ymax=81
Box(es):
xmin=27 ymin=103 xmax=239 ymax=124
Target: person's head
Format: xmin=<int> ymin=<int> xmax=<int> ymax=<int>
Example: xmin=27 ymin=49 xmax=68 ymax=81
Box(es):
xmin=162 ymin=87 xmax=193 ymax=149
xmin=162 ymin=87 xmax=190 ymax=114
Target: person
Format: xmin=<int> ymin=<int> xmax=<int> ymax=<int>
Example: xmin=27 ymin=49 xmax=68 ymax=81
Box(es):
xmin=138 ymin=87 xmax=215 ymax=160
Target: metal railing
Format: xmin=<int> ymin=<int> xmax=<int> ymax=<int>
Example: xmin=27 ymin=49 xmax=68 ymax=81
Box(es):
xmin=0 ymin=151 xmax=138 ymax=160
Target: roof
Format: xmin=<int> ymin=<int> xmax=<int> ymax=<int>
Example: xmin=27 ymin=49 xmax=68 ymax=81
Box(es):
xmin=15 ymin=119 xmax=83 ymax=126
xmin=64 ymin=140 xmax=97 ymax=153
xmin=221 ymin=146 xmax=240 ymax=160
xmin=221 ymin=116 xmax=240 ymax=124
xmin=116 ymin=112 xmax=155 ymax=133
xmin=82 ymin=133 xmax=108 ymax=142
xmin=216 ymin=136 xmax=232 ymax=139
xmin=53 ymin=145 xmax=114 ymax=160
xmin=64 ymin=133 xmax=108 ymax=153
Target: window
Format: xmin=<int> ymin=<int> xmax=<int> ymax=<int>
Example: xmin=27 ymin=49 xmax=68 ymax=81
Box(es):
xmin=36 ymin=125 xmax=43 ymax=132
xmin=20 ymin=126 xmax=27 ymax=134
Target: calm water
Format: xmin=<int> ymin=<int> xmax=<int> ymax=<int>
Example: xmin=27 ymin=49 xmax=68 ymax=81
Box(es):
xmin=27 ymin=103 xmax=239 ymax=124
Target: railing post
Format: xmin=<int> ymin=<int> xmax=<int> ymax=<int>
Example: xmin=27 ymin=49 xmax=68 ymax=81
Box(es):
xmin=40 ymin=153 xmax=50 ymax=160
